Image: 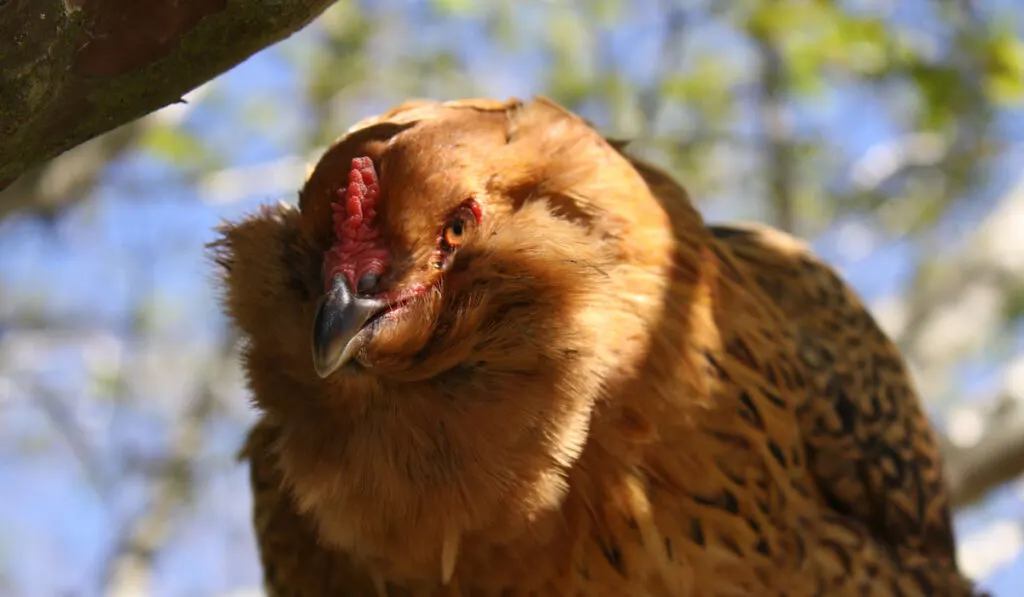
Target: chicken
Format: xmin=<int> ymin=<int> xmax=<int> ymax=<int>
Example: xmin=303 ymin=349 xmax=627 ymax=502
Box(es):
xmin=211 ymin=96 xmax=982 ymax=597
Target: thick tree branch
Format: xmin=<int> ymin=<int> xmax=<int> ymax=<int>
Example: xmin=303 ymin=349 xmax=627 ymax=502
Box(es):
xmin=0 ymin=0 xmax=337 ymax=201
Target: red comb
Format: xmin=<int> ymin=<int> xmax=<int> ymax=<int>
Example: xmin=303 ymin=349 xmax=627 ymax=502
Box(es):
xmin=323 ymin=157 xmax=389 ymax=292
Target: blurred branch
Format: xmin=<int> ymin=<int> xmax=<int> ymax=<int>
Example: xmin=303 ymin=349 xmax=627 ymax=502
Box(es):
xmin=30 ymin=381 xmax=111 ymax=500
xmin=0 ymin=0 xmax=337 ymax=203
xmin=102 ymin=337 xmax=236 ymax=597
xmin=947 ymin=399 xmax=1024 ymax=508
xmin=0 ymin=122 xmax=143 ymax=222
xmin=848 ymin=133 xmax=949 ymax=193
xmin=894 ymin=264 xmax=1015 ymax=360
xmin=752 ymin=10 xmax=796 ymax=233
xmin=895 ymin=169 xmax=1024 ymax=356
xmin=636 ymin=1 xmax=687 ymax=134
xmin=904 ymin=173 xmax=1024 ymax=507
xmin=199 ymin=152 xmax=316 ymax=206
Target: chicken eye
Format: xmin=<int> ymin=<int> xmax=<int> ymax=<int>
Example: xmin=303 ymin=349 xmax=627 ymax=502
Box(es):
xmin=442 ymin=209 xmax=477 ymax=252
xmin=443 ymin=218 xmax=467 ymax=248
xmin=437 ymin=202 xmax=480 ymax=265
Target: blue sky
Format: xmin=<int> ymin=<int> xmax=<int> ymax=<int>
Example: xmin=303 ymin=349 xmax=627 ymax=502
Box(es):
xmin=1 ymin=1 xmax=1022 ymax=595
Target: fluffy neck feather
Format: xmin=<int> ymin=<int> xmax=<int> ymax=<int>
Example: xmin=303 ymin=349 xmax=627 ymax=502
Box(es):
xmin=259 ymin=189 xmax=721 ymax=591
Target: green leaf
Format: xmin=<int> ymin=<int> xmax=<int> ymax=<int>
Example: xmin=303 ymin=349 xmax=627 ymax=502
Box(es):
xmin=430 ymin=0 xmax=480 ymax=17
xmin=139 ymin=126 xmax=210 ymax=168
xmin=907 ymin=63 xmax=964 ymax=129
xmin=984 ymin=31 xmax=1024 ymax=104
xmin=1001 ymin=281 xmax=1024 ymax=322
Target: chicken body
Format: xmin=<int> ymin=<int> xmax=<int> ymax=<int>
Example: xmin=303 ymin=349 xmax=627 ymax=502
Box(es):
xmin=214 ymin=97 xmax=980 ymax=596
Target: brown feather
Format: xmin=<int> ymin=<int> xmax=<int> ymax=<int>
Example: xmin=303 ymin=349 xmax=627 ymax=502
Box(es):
xmin=213 ymin=96 xmax=982 ymax=596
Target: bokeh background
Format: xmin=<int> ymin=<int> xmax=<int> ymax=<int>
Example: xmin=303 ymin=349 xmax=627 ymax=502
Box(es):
xmin=2 ymin=0 xmax=1024 ymax=595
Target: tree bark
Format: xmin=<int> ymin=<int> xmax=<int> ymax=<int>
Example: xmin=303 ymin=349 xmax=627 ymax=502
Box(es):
xmin=0 ymin=0 xmax=337 ymax=197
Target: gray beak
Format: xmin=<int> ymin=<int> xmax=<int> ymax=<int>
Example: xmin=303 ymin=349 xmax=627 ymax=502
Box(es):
xmin=311 ymin=274 xmax=387 ymax=378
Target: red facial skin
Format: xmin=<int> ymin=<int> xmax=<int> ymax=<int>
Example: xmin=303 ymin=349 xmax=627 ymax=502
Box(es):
xmin=321 ymin=158 xmax=482 ymax=313
xmin=322 ymin=157 xmax=390 ymax=294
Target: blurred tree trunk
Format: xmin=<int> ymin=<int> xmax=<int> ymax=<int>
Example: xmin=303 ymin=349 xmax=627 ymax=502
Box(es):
xmin=0 ymin=0 xmax=337 ymax=206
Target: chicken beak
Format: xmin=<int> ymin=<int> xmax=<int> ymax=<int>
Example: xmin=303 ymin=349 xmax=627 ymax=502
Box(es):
xmin=311 ymin=274 xmax=387 ymax=378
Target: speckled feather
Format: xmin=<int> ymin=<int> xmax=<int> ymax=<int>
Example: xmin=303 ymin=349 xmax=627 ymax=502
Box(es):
xmin=213 ymin=97 xmax=982 ymax=597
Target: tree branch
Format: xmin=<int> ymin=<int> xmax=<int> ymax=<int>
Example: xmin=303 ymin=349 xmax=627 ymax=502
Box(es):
xmin=0 ymin=121 xmax=142 ymax=222
xmin=636 ymin=0 xmax=687 ymax=136
xmin=752 ymin=10 xmax=796 ymax=234
xmin=0 ymin=0 xmax=337 ymax=200
xmin=101 ymin=338 xmax=236 ymax=597
xmin=30 ymin=380 xmax=112 ymax=500
xmin=947 ymin=400 xmax=1024 ymax=508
